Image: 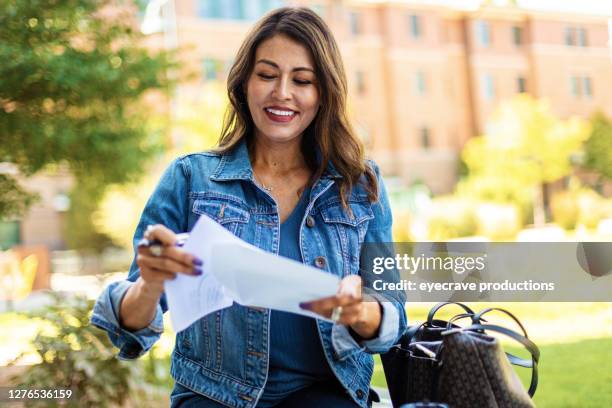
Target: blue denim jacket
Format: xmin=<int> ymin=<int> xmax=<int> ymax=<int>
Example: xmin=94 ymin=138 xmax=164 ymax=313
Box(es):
xmin=91 ymin=140 xmax=407 ymax=408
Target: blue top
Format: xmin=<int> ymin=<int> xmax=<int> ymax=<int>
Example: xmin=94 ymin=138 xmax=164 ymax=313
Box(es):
xmin=258 ymin=187 xmax=334 ymax=407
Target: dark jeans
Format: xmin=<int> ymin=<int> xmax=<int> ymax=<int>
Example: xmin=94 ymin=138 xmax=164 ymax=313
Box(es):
xmin=170 ymin=380 xmax=363 ymax=408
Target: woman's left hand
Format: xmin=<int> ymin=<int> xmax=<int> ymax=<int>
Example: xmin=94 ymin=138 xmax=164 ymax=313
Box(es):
xmin=300 ymin=275 xmax=382 ymax=340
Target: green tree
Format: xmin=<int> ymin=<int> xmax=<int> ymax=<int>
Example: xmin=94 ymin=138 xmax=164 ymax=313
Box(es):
xmin=93 ymin=83 xmax=226 ymax=249
xmin=0 ymin=0 xmax=176 ymax=248
xmin=458 ymin=95 xmax=590 ymax=225
xmin=583 ymin=112 xmax=612 ymax=186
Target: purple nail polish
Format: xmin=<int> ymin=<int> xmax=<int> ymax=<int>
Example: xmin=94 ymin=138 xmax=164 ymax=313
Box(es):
xmin=193 ymin=257 xmax=203 ymax=266
xmin=299 ymin=302 xmax=311 ymax=310
xmin=193 ymin=267 xmax=203 ymax=275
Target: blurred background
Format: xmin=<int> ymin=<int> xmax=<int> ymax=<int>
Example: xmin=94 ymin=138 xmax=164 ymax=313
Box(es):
xmin=1 ymin=0 xmax=611 ymax=407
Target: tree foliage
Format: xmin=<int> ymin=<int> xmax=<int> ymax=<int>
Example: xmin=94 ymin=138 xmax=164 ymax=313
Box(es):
xmin=0 ymin=0 xmax=176 ymax=224
xmin=583 ymin=112 xmax=612 ymax=181
xmin=93 ymin=83 xmax=226 ymax=249
xmin=458 ymin=95 xmax=590 ymax=223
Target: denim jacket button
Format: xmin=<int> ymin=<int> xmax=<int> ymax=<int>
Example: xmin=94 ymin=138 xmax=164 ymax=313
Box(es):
xmin=306 ymin=215 xmax=315 ymax=228
xmin=314 ymin=256 xmax=326 ymax=268
xmin=356 ymin=389 xmax=365 ymax=399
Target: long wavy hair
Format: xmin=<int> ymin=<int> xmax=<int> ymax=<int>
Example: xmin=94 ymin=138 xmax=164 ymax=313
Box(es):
xmin=215 ymin=7 xmax=378 ymax=209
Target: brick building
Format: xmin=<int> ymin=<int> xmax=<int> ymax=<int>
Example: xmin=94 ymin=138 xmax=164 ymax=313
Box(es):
xmin=155 ymin=0 xmax=612 ymax=193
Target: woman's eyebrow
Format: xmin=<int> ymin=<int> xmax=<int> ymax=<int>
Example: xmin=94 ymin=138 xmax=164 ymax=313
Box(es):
xmin=256 ymin=59 xmax=314 ymax=73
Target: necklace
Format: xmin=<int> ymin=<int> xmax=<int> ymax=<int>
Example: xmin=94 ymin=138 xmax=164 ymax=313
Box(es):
xmin=253 ymin=168 xmax=274 ymax=192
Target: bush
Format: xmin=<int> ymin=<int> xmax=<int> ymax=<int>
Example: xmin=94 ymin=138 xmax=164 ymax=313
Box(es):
xmin=8 ymin=293 xmax=170 ymax=407
xmin=392 ymin=210 xmax=413 ymax=241
xmin=475 ymin=202 xmax=522 ymax=240
xmin=551 ymin=187 xmax=612 ymax=230
xmin=550 ymin=190 xmax=579 ymax=229
xmin=427 ymin=197 xmax=478 ymax=240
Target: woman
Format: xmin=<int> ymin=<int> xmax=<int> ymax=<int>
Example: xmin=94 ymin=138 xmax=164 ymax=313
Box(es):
xmin=92 ymin=7 xmax=407 ymax=408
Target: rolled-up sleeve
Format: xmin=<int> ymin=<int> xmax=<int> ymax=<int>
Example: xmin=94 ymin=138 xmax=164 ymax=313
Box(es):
xmin=91 ymin=280 xmax=164 ymax=360
xmin=331 ymin=299 xmax=400 ymax=357
xmin=90 ymin=157 xmax=191 ymax=359
xmin=331 ymin=160 xmax=407 ymax=358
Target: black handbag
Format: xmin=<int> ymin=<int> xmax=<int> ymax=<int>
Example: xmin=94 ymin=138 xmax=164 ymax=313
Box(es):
xmin=381 ymin=302 xmax=539 ymax=408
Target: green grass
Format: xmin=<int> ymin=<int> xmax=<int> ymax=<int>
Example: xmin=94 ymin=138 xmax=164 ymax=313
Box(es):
xmin=370 ymin=303 xmax=612 ymax=407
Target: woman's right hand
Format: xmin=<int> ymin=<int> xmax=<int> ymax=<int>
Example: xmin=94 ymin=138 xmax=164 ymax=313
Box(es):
xmin=136 ymin=224 xmax=203 ymax=294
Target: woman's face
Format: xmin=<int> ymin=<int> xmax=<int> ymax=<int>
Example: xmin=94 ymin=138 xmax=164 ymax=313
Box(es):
xmin=246 ymin=34 xmax=320 ymax=145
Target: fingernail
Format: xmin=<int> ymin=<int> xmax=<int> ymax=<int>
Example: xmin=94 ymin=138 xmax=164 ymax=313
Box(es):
xmin=299 ymin=302 xmax=311 ymax=310
xmin=193 ymin=267 xmax=203 ymax=275
xmin=192 ymin=257 xmax=203 ymax=266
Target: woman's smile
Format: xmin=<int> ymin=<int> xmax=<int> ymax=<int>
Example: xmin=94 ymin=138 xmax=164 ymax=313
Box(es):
xmin=264 ymin=106 xmax=298 ymax=123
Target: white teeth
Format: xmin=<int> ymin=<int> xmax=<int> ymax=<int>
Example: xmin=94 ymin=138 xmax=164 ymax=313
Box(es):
xmin=266 ymin=108 xmax=295 ymax=116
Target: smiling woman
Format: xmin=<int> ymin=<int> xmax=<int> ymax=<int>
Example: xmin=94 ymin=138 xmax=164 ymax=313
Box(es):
xmin=91 ymin=7 xmax=407 ymax=408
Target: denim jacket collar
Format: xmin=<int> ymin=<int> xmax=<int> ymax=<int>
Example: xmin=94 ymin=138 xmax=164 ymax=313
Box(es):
xmin=210 ymin=139 xmax=342 ymax=182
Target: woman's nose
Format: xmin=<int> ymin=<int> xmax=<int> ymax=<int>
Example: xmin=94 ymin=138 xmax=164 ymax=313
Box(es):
xmin=273 ymin=77 xmax=291 ymax=100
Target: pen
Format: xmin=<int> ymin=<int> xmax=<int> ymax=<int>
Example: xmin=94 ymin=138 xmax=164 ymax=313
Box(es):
xmin=138 ymin=232 xmax=190 ymax=256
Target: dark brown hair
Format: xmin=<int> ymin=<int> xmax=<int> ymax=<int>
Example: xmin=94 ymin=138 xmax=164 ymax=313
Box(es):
xmin=215 ymin=7 xmax=378 ymax=209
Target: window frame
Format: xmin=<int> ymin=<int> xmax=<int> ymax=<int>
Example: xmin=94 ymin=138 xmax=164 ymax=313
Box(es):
xmin=475 ymin=20 xmax=491 ymax=48
xmin=409 ymin=14 xmax=422 ymax=39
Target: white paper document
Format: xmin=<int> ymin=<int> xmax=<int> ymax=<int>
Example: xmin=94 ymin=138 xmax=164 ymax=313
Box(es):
xmin=164 ymin=214 xmax=340 ymax=332
xmin=210 ymin=242 xmax=340 ymax=321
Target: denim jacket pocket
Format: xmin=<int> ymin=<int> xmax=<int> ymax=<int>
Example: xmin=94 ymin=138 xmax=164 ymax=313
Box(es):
xmin=319 ymin=200 xmax=374 ymax=276
xmin=192 ymin=194 xmax=250 ymax=237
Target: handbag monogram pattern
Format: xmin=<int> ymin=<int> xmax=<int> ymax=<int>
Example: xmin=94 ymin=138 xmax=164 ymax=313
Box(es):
xmin=381 ymin=302 xmax=540 ymax=408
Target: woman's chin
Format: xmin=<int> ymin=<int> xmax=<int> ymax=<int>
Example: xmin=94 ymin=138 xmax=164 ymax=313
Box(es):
xmin=256 ymin=131 xmax=303 ymax=144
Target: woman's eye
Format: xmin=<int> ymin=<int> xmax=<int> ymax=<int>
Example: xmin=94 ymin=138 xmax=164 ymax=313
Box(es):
xmin=294 ymin=79 xmax=312 ymax=85
xmin=257 ymin=73 xmax=275 ymax=80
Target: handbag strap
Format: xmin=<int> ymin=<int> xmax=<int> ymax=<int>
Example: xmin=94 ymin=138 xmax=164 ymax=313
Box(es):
xmin=464 ymin=323 xmax=540 ymax=397
xmin=472 ymin=307 xmax=529 ymax=338
xmin=404 ymin=317 xmax=468 ymax=345
xmin=427 ymin=302 xmax=475 ymax=326
xmin=403 ymin=321 xmax=428 ymax=345
xmin=446 ymin=312 xmax=477 ymax=329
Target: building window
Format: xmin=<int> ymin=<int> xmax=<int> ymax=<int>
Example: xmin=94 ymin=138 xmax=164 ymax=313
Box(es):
xmin=583 ymin=77 xmax=593 ymax=97
xmin=420 ymin=127 xmax=431 ymax=149
xmin=310 ymin=4 xmax=325 ymax=17
xmin=482 ymin=74 xmax=495 ymax=100
xmin=196 ymin=0 xmax=283 ymax=20
xmin=517 ymin=76 xmax=526 ymax=93
xmin=512 ymin=26 xmax=523 ymax=46
xmin=259 ymin=0 xmax=285 ymax=15
xmin=570 ymin=75 xmax=580 ymax=97
xmin=202 ymin=58 xmax=220 ymax=81
xmin=243 ymin=1 xmax=261 ymax=20
xmin=355 ymin=71 xmax=366 ymax=95
xmin=0 ymin=220 xmax=21 ymax=250
xmin=577 ymin=27 xmax=588 ymax=47
xmin=196 ymin=0 xmax=243 ymax=19
xmin=475 ymin=20 xmax=491 ymax=47
xmin=565 ymin=26 xmax=588 ymax=47
xmin=349 ymin=11 xmax=362 ymax=36
xmin=570 ymin=75 xmax=592 ymax=98
xmin=196 ymin=0 xmax=221 ymax=19
xmin=415 ymin=71 xmax=426 ymax=96
xmin=564 ymin=27 xmax=576 ymax=46
xmin=409 ymin=14 xmax=421 ymax=39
